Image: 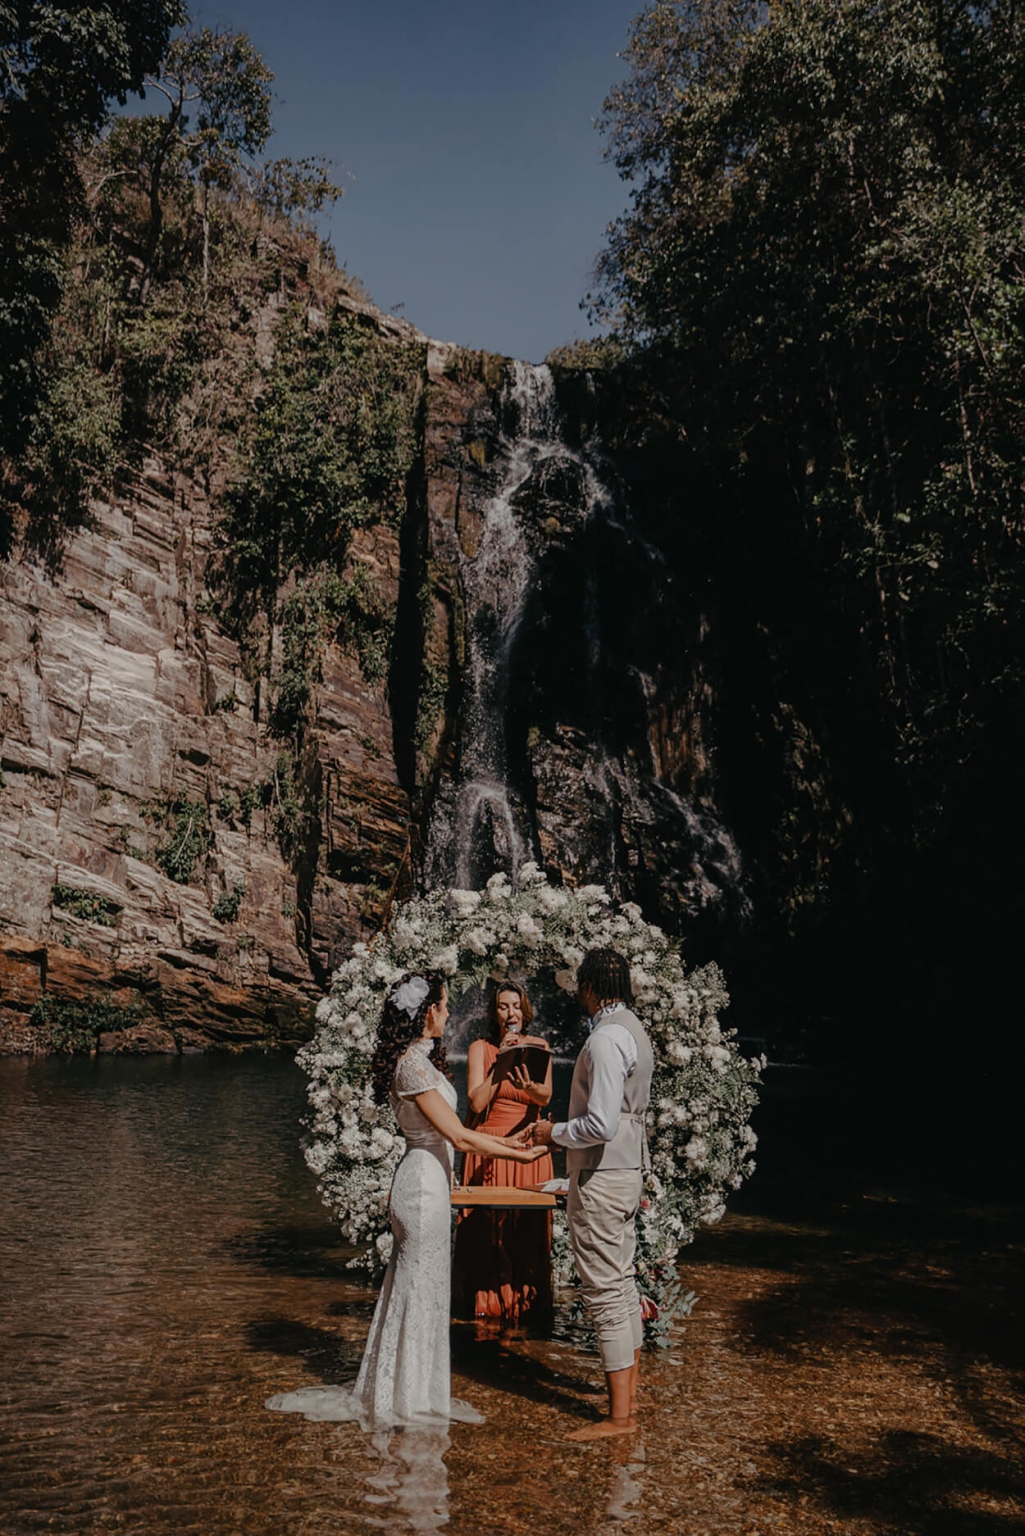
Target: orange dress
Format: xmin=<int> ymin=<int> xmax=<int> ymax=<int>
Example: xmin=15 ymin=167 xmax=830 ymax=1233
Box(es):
xmin=452 ymin=1038 xmax=555 ymax=1325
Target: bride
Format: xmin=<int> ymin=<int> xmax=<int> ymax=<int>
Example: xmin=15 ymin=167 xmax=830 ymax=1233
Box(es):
xmin=268 ymin=970 xmax=546 ymax=1427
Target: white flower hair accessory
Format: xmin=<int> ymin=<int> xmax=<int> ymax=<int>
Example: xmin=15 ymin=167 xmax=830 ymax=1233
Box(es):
xmin=390 ymin=975 xmax=430 ymax=1018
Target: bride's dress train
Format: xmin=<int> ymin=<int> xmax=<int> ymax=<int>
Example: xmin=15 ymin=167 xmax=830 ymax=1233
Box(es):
xmin=267 ymin=1039 xmax=483 ymax=1428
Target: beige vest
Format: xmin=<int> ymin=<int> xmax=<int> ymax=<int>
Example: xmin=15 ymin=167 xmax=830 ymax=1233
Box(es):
xmin=565 ymin=1005 xmax=654 ymax=1174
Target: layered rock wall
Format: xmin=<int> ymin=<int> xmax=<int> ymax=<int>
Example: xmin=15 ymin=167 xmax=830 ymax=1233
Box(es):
xmin=0 ymin=319 xmax=501 ymax=1052
xmin=0 ymin=318 xmax=746 ymax=1053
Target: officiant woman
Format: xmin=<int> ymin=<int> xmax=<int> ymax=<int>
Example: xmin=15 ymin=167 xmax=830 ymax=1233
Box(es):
xmin=452 ymin=981 xmax=554 ymax=1325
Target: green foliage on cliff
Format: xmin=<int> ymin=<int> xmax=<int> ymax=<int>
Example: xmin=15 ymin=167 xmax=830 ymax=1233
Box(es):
xmin=596 ymin=0 xmax=1025 ymax=826
xmin=212 ymin=883 xmax=244 ymax=923
xmin=29 ymin=992 xmax=143 ymax=1053
xmin=51 ymin=884 xmax=120 ymax=927
xmin=272 ymin=565 xmax=392 ymax=737
xmin=414 ymin=658 xmax=448 ymax=757
xmin=216 ymin=754 xmax=314 ymax=865
xmin=545 ymin=336 xmax=625 ymax=373
xmin=11 ymin=332 xmax=121 ymax=548
xmin=153 ymin=796 xmax=213 ymax=884
xmin=216 ymin=302 xmax=417 ymax=743
xmin=265 ymin=750 xmax=309 ymax=864
xmin=218 ymin=305 xmax=416 ymax=632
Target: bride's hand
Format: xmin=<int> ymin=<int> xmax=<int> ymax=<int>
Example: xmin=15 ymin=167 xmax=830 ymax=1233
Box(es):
xmin=504 ymin=1128 xmax=533 ymax=1148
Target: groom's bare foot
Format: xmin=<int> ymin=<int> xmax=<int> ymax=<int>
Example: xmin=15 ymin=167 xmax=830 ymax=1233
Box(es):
xmin=565 ymin=1415 xmax=638 ymax=1442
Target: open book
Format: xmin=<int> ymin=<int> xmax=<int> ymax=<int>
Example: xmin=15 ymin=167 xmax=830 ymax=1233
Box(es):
xmin=493 ymin=1041 xmax=551 ymax=1085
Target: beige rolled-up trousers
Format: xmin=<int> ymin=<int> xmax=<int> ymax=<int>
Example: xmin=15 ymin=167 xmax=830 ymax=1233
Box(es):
xmin=567 ymin=1166 xmax=644 ymax=1374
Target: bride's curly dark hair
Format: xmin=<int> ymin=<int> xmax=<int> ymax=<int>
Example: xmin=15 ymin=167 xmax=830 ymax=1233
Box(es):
xmin=371 ymin=970 xmax=453 ymax=1105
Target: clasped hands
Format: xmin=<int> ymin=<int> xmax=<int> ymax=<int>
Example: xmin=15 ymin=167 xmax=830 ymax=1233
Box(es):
xmin=506 ymin=1119 xmax=555 ymax=1150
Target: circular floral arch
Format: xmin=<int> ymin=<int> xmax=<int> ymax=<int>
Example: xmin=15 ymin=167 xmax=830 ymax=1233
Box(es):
xmin=299 ymin=866 xmax=762 ymax=1325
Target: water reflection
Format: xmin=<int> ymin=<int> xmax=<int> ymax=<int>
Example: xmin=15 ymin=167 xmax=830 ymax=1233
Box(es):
xmin=603 ymin=1439 xmax=646 ymax=1527
xmin=363 ymin=1430 xmax=450 ymax=1535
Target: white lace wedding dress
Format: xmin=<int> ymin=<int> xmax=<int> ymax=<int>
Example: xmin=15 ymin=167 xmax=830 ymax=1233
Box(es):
xmin=267 ymin=1039 xmax=484 ymax=1428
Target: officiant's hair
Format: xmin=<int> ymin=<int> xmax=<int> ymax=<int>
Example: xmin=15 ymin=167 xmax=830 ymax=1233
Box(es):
xmin=486 ymin=980 xmax=534 ymax=1043
xmin=372 ymin=970 xmax=453 ymax=1104
xmin=577 ymin=948 xmax=633 ymax=1006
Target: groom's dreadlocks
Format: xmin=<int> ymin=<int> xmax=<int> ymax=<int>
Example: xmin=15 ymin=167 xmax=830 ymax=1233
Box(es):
xmin=577 ymin=947 xmax=633 ymax=1006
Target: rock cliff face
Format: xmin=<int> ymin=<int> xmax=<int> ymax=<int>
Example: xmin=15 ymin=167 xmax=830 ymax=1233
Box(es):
xmin=416 ymin=355 xmax=750 ymax=947
xmin=0 ymin=309 xmax=748 ymax=1052
xmin=0 ymin=457 xmax=374 ymax=1049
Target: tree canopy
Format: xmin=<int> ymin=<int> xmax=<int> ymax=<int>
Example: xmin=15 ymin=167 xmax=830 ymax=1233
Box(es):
xmin=2 ymin=16 xmax=345 ymax=558
xmin=100 ymin=26 xmax=274 ymax=296
xmin=0 ymin=0 xmax=183 ymax=457
xmin=596 ymin=0 xmax=1025 ymax=819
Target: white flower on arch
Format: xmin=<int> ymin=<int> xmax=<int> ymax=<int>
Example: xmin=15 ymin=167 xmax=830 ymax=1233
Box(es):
xmin=297 ymin=873 xmax=761 ymax=1288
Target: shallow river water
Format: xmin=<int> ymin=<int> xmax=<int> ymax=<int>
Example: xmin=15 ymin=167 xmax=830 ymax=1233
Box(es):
xmin=2 ymin=1054 xmax=1023 ymax=1536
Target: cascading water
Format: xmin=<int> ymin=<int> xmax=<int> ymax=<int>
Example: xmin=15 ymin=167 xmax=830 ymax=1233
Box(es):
xmin=422 ymin=355 xmax=752 ymax=948
xmin=424 ymin=361 xmax=611 ymax=893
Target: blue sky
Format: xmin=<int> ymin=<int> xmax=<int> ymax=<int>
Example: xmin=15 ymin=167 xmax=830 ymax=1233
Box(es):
xmin=185 ymin=0 xmax=639 ymax=361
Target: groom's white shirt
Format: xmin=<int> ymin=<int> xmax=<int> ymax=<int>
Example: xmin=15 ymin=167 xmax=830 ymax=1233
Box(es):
xmin=551 ymin=1003 xmax=638 ymax=1149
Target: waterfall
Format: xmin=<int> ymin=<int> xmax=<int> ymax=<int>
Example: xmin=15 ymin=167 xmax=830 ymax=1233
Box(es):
xmin=424 ymin=361 xmax=610 ymax=892
xmin=421 ymin=355 xmax=751 ymax=938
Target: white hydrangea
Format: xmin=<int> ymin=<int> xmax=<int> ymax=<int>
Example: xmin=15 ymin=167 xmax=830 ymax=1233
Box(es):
xmin=516 ymin=912 xmax=543 ymax=946
xmin=370 ymin=1126 xmax=397 ymax=1158
xmin=705 ymin=1044 xmax=731 ymax=1073
xmin=431 ymin=945 xmax=459 ymax=975
xmin=518 ymin=861 xmax=547 ymax=884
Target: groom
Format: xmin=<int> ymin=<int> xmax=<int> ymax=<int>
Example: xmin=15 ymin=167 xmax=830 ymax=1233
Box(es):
xmin=527 ymin=947 xmax=653 ymax=1440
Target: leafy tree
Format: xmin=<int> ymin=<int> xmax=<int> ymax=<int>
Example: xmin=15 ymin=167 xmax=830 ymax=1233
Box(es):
xmin=595 ymin=0 xmax=1025 ymax=813
xmin=10 ymin=321 xmax=120 ymax=564
xmin=216 ymin=304 xmax=418 ymax=725
xmin=0 ymin=0 xmax=181 ymax=462
xmin=592 ymin=0 xmax=1025 ymax=1062
xmin=245 ymin=155 xmax=344 ymax=228
xmin=99 ymin=26 xmax=274 ymax=297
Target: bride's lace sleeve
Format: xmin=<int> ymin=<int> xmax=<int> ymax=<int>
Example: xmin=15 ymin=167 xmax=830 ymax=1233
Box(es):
xmin=393 ymin=1050 xmax=439 ymax=1099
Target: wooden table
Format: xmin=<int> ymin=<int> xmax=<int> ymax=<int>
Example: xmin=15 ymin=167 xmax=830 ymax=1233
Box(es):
xmin=450 ymin=1185 xmax=560 ymax=1209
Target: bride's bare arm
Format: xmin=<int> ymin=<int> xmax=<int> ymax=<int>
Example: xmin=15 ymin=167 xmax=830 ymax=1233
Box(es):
xmin=413 ymin=1088 xmax=547 ymax=1162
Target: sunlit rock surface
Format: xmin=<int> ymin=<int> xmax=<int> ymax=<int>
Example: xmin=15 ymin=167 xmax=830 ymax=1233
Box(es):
xmin=0 ymin=321 xmax=750 ymax=1051
xmin=0 ymin=454 xmax=402 ymax=1049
